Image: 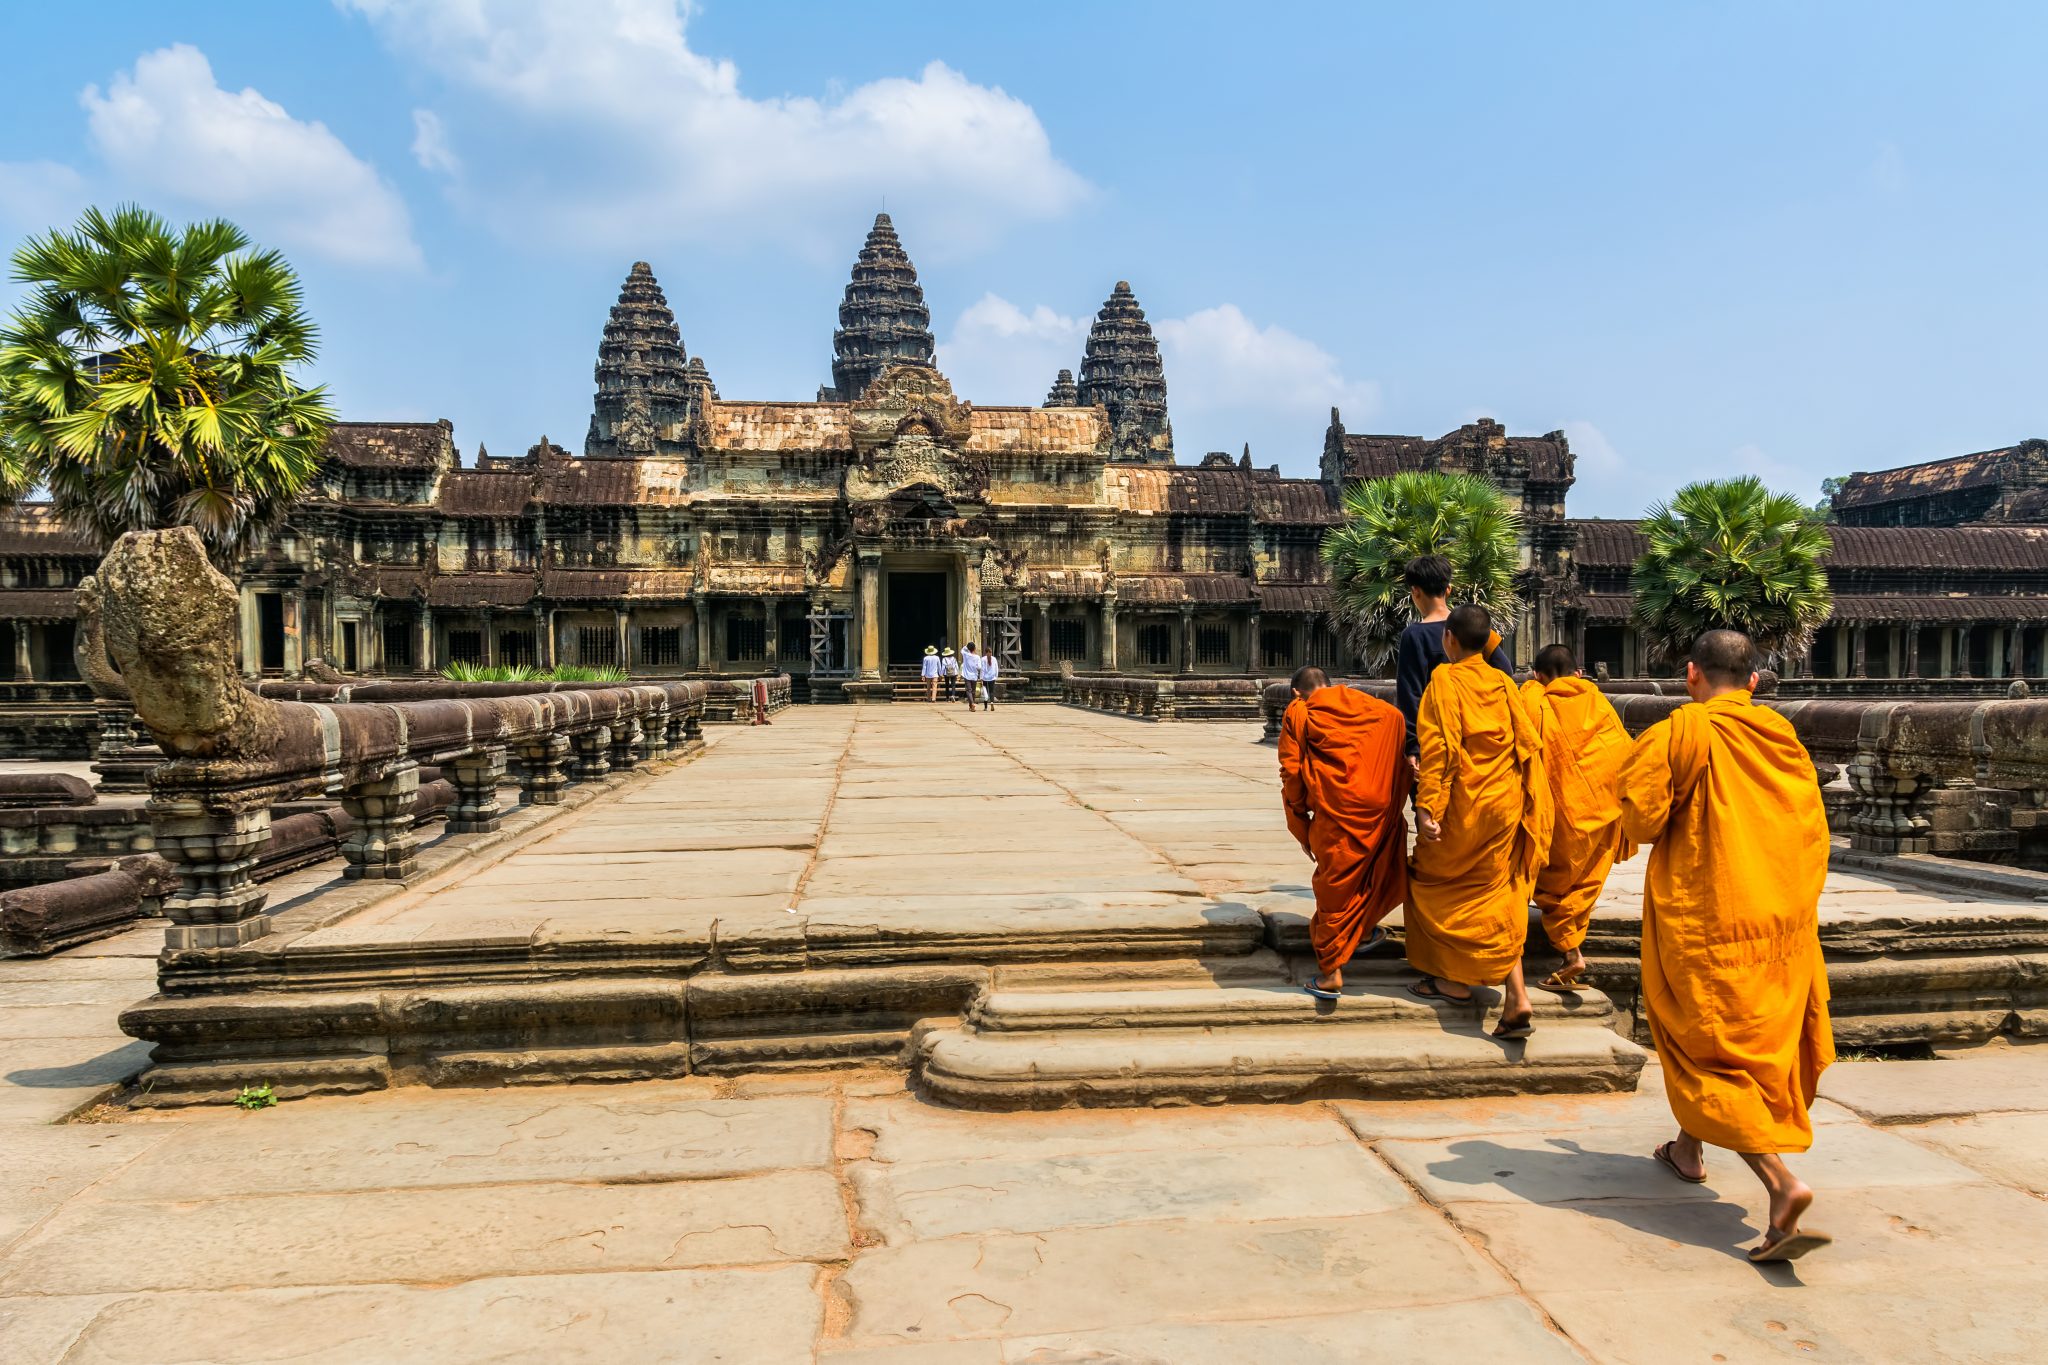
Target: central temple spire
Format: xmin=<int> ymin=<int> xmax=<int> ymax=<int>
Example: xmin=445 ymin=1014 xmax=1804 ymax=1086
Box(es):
xmin=1076 ymin=281 xmax=1173 ymax=463
xmin=828 ymin=213 xmax=935 ymax=402
xmin=586 ymin=261 xmax=693 ymax=457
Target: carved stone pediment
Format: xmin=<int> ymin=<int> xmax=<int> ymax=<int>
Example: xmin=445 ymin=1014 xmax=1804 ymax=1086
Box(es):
xmin=844 ymin=365 xmax=988 ymax=504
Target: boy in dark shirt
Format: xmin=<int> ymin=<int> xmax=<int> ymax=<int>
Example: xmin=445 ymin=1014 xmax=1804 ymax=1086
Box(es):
xmin=1394 ymin=554 xmax=1513 ymax=757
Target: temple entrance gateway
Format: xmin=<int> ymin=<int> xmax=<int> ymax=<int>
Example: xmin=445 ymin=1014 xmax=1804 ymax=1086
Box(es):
xmin=885 ymin=569 xmax=950 ymax=669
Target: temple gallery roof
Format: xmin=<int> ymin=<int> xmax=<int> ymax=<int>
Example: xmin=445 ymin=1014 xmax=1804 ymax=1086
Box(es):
xmin=1566 ymin=519 xmax=2048 ymax=572
xmin=1324 ymin=415 xmax=1573 ymax=487
xmin=1834 ymin=441 xmax=2046 ymax=510
xmin=324 ymin=420 xmax=454 ymax=471
xmin=0 ymin=505 xmax=98 ymax=557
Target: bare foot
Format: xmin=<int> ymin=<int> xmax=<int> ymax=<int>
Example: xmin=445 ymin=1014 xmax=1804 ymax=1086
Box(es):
xmin=1769 ymin=1179 xmax=1814 ymax=1238
xmin=1315 ymin=969 xmax=1343 ymax=992
xmin=1432 ymin=977 xmax=1472 ymax=1001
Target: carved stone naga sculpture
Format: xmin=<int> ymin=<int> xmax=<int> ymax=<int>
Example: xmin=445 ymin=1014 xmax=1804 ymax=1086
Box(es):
xmin=84 ymin=527 xmax=282 ymax=762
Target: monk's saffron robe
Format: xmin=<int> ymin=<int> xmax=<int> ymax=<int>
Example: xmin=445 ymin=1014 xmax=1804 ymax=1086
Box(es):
xmin=1620 ymin=690 xmax=1833 ymax=1153
xmin=1279 ymin=686 xmax=1410 ymax=975
xmin=1519 ymin=676 xmax=1636 ymax=953
xmin=1407 ymin=650 xmax=1553 ymax=986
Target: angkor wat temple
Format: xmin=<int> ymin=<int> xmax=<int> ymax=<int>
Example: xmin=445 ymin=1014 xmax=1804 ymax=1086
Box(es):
xmin=2 ymin=213 xmax=2046 ymax=693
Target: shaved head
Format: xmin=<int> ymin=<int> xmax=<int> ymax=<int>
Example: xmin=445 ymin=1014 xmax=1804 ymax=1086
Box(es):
xmin=1291 ymin=665 xmax=1329 ymax=695
xmin=1689 ymin=629 xmax=1757 ymax=688
xmin=1533 ymin=644 xmax=1578 ymax=681
xmin=1446 ymin=604 xmax=1493 ymax=653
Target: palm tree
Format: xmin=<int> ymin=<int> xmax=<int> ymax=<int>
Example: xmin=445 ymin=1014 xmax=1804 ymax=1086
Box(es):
xmin=0 ymin=205 xmax=334 ymax=561
xmin=1322 ymin=470 xmax=1523 ymax=671
xmin=1630 ymin=475 xmax=1833 ymax=669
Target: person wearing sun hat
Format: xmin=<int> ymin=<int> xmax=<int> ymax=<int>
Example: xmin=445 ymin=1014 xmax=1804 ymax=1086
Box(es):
xmin=921 ymin=644 xmax=942 ymax=701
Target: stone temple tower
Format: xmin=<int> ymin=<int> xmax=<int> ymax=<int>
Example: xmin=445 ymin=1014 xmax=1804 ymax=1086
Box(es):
xmin=1043 ymin=368 xmax=1079 ymax=407
xmin=1076 ymin=281 xmax=1173 ymax=463
xmin=827 ymin=213 xmax=935 ymax=402
xmin=586 ymin=262 xmax=693 ymax=457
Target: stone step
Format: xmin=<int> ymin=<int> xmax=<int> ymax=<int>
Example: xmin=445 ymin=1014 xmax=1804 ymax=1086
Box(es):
xmin=917 ymin=1020 xmax=1647 ymax=1110
xmin=969 ymin=979 xmax=1620 ymax=1034
xmin=992 ymin=949 xmax=1291 ymax=991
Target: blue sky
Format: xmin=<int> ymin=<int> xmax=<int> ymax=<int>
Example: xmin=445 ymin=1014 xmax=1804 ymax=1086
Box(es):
xmin=3 ymin=1 xmax=2044 ymax=516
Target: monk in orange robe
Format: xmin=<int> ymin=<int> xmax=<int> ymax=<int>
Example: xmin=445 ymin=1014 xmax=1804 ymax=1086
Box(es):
xmin=1407 ymin=606 xmax=1553 ymax=1037
xmin=1279 ymin=666 xmax=1410 ymax=998
xmin=1620 ymin=628 xmax=1834 ymax=1263
xmin=1519 ymin=644 xmax=1636 ymax=990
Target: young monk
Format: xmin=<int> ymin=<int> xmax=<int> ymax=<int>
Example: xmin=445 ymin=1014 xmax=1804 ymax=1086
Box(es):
xmin=1406 ymin=605 xmax=1553 ymax=1038
xmin=1277 ymin=666 xmax=1410 ymax=1000
xmin=1519 ymin=644 xmax=1635 ymax=990
xmin=1620 ymin=629 xmax=1834 ymax=1263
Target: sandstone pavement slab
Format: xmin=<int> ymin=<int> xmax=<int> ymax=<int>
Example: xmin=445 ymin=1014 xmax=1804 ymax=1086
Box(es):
xmin=1820 ymin=1048 xmax=2048 ymax=1122
xmin=846 ymin=1096 xmax=1357 ymax=1165
xmin=95 ymin=1089 xmax=833 ymax=1201
xmin=853 ymin=1139 xmax=1413 ymax=1244
xmin=0 ymin=1039 xmax=152 ymax=1126
xmin=0 ymin=1168 xmax=848 ymax=1294
xmin=0 ymin=1126 xmax=172 ymax=1252
xmin=45 ymin=1265 xmax=825 ymax=1365
xmin=1894 ymin=1109 xmax=2048 ymax=1195
xmin=837 ymin=1208 xmax=1511 ymax=1347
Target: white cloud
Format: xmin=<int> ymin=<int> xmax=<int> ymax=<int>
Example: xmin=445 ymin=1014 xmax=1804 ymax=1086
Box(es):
xmin=410 ymin=108 xmax=459 ymax=176
xmin=74 ymin=45 xmax=421 ymax=269
xmin=1156 ymin=305 xmax=1379 ymax=416
xmin=343 ymin=0 xmax=1088 ymax=254
xmin=935 ymin=294 xmax=1087 ymax=405
xmin=937 ymin=294 xmax=1377 ymax=470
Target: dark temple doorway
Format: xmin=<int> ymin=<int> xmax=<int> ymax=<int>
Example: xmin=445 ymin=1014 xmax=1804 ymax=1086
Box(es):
xmin=886 ymin=571 xmax=948 ymax=669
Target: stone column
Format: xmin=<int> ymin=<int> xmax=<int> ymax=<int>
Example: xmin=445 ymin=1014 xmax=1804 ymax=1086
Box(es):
xmin=284 ymin=592 xmax=305 ymax=676
xmin=764 ymin=602 xmax=780 ymax=670
xmin=1245 ymin=610 xmax=1261 ymax=675
xmin=1033 ymin=603 xmax=1051 ymax=673
xmin=446 ymin=747 xmax=507 ymax=834
xmin=540 ymin=607 xmax=557 ymax=671
xmin=1179 ymin=607 xmax=1194 ymax=674
xmin=1851 ymin=624 xmax=1867 ymax=679
xmin=418 ymin=607 xmax=435 ymax=676
xmin=681 ymin=703 xmax=704 ymax=750
xmin=2010 ymin=624 xmax=2026 ymax=679
xmin=1905 ymin=626 xmax=1921 ymax=678
xmin=642 ymin=704 xmax=672 ymax=762
xmin=1939 ymin=627 xmax=1954 ymax=678
xmin=483 ymin=608 xmax=498 ymax=667
xmin=1101 ymin=596 xmax=1119 ymax=672
xmin=571 ymin=726 xmax=612 ymax=781
xmin=13 ymin=624 xmax=33 ymax=682
xmin=340 ymin=762 xmax=421 ymax=881
xmin=149 ymin=795 xmax=273 ymax=949
xmin=1957 ymin=626 xmax=1974 ymax=679
xmin=856 ymin=553 xmax=882 ymax=679
xmin=516 ymin=734 xmax=571 ymax=805
xmin=691 ymin=593 xmax=709 ymax=672
xmin=615 ymin=608 xmax=631 ymax=674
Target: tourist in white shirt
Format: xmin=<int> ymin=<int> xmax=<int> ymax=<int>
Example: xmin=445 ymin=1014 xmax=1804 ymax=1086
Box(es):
xmin=920 ymin=645 xmax=941 ymax=701
xmin=940 ymin=647 xmax=959 ymax=700
xmin=960 ymin=644 xmax=983 ymax=712
xmin=980 ymin=649 xmax=1000 ymax=710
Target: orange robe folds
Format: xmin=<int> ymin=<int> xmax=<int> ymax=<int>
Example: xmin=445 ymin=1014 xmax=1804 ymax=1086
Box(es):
xmin=1519 ymin=676 xmax=1636 ymax=953
xmin=1407 ymin=652 xmax=1553 ymax=986
xmin=1620 ymin=691 xmax=1834 ymax=1154
xmin=1279 ymin=687 xmax=1411 ymax=975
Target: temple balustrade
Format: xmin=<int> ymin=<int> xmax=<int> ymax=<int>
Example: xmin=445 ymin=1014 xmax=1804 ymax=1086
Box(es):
xmin=1061 ymin=672 xmax=1265 ymax=721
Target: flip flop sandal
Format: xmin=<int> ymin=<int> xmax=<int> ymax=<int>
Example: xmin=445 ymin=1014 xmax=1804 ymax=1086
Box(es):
xmin=1538 ymin=966 xmax=1590 ymax=991
xmin=1303 ymin=983 xmax=1342 ymax=1002
xmin=1407 ymin=979 xmax=1473 ymax=1004
xmin=1346 ymin=927 xmax=1390 ymax=962
xmin=1749 ymin=1226 xmax=1833 ymax=1263
xmin=1653 ymin=1141 xmax=1708 ymax=1185
xmin=1492 ymin=1013 xmax=1536 ymax=1040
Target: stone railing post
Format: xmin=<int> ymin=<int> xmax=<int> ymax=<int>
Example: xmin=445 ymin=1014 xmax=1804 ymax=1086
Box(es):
xmin=643 ymin=704 xmax=672 ymax=762
xmin=682 ymin=704 xmax=704 ymax=750
xmin=609 ymin=716 xmax=645 ymax=772
xmin=446 ymin=746 xmax=507 ymax=834
xmin=1155 ymin=680 xmax=1176 ymax=721
xmin=149 ymin=793 xmax=274 ymax=949
xmin=516 ymin=734 xmax=571 ymax=805
xmin=340 ymin=762 xmax=421 ymax=880
xmin=571 ymin=725 xmax=612 ymax=782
